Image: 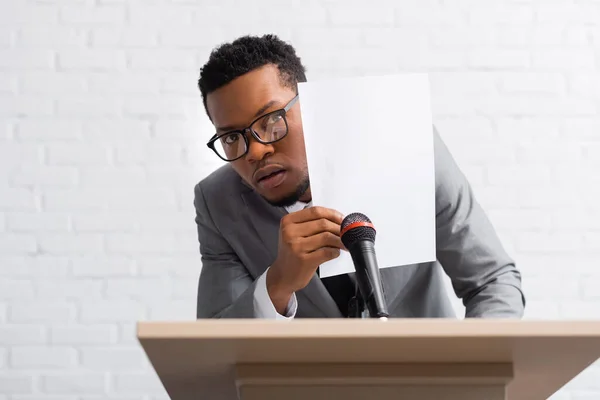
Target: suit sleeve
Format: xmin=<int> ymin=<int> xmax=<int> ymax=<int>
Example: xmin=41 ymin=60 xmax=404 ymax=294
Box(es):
xmin=433 ymin=127 xmax=526 ymax=318
xmin=194 ymin=182 xmax=258 ymax=318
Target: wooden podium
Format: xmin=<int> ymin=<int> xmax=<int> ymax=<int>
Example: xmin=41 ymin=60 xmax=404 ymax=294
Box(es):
xmin=137 ymin=319 xmax=600 ymax=400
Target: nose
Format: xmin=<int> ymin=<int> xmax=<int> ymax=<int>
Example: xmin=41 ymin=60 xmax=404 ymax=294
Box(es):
xmin=245 ymin=136 xmax=274 ymax=163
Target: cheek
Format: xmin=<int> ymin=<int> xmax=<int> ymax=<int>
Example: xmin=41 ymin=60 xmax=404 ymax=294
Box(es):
xmin=231 ymin=162 xmax=253 ymax=181
xmin=282 ymin=123 xmax=306 ymax=153
xmin=290 ymin=134 xmax=307 ymax=159
xmin=276 ymin=138 xmax=304 ymax=165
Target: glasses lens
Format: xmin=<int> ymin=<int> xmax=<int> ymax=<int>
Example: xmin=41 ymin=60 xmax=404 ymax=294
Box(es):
xmin=213 ymin=132 xmax=246 ymax=161
xmin=252 ymin=111 xmax=288 ymax=142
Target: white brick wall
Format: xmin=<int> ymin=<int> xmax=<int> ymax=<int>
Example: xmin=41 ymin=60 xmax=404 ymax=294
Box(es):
xmin=1 ymin=0 xmax=599 ymax=399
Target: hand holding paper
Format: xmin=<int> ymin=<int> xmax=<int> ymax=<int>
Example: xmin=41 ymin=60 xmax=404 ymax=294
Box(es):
xmin=267 ymin=205 xmax=347 ymax=312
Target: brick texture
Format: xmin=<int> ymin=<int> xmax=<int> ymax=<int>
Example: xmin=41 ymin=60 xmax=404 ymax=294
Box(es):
xmin=1 ymin=1 xmax=599 ymax=399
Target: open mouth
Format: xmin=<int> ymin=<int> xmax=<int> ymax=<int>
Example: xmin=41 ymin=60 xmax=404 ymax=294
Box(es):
xmin=258 ymin=170 xmax=284 ymax=182
xmin=256 ymin=169 xmax=287 ymax=189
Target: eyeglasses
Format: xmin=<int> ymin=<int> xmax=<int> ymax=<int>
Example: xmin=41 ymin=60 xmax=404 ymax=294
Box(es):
xmin=206 ymin=95 xmax=299 ymax=162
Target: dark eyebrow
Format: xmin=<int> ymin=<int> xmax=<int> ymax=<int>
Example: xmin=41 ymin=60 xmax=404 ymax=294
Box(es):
xmin=216 ymin=100 xmax=278 ymax=133
xmin=252 ymin=100 xmax=277 ymax=119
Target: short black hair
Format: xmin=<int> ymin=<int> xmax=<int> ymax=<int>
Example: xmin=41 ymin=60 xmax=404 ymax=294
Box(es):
xmin=197 ymin=34 xmax=307 ymax=118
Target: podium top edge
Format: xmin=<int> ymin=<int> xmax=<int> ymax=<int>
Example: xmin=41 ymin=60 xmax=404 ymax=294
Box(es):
xmin=136 ymin=319 xmax=600 ymax=340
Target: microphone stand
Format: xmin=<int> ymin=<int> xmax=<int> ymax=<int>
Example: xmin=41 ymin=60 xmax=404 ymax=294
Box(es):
xmin=347 ymin=288 xmax=365 ymax=318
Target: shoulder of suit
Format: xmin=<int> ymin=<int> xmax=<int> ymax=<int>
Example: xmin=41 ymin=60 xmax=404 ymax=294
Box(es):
xmin=194 ymin=163 xmax=248 ymax=202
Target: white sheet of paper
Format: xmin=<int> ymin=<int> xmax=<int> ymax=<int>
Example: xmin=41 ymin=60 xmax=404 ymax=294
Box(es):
xmin=297 ymin=73 xmax=436 ymax=278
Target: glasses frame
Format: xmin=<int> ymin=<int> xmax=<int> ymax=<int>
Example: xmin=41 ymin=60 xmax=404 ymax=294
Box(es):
xmin=206 ymin=94 xmax=299 ymax=162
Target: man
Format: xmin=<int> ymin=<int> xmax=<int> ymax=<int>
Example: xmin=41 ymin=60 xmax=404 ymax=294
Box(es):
xmin=193 ymin=34 xmax=525 ymax=319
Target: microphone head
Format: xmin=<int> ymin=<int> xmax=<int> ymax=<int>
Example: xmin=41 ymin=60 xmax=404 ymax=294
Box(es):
xmin=340 ymin=212 xmax=376 ymax=249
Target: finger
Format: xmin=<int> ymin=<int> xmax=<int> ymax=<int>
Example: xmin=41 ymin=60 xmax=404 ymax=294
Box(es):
xmin=305 ymin=246 xmax=341 ymax=265
xmin=303 ymin=232 xmax=345 ymax=253
xmin=294 ymin=218 xmax=341 ymax=238
xmin=288 ymin=206 xmax=344 ymax=225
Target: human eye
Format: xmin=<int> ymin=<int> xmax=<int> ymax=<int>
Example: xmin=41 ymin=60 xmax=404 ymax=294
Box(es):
xmin=221 ymin=133 xmax=240 ymax=145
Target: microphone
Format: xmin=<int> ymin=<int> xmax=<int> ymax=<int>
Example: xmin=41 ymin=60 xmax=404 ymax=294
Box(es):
xmin=340 ymin=212 xmax=389 ymax=320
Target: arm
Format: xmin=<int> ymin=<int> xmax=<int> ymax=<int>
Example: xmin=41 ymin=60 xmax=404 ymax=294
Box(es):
xmin=433 ymin=127 xmax=526 ymax=318
xmin=194 ymin=180 xmax=254 ymax=318
xmin=254 ymin=268 xmax=297 ymax=319
xmin=194 ymin=182 xmax=297 ymax=319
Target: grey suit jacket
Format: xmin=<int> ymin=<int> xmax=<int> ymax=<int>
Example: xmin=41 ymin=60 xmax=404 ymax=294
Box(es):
xmin=193 ymin=127 xmax=526 ymax=319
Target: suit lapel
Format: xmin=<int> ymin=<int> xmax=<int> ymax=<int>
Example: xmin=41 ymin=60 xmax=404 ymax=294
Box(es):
xmin=240 ymin=188 xmax=343 ymax=318
xmin=240 ymin=188 xmax=284 ymax=258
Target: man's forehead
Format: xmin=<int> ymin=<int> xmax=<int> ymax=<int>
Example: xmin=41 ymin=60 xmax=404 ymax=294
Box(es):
xmin=206 ymin=67 xmax=290 ymax=131
xmin=208 ymin=91 xmax=275 ymax=131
